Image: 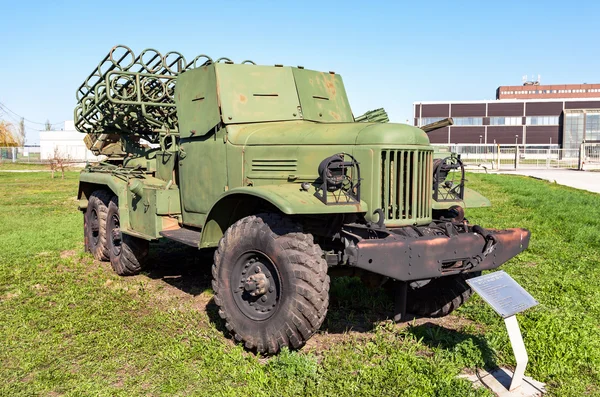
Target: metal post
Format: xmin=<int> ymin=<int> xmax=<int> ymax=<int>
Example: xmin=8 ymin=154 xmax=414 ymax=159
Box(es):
xmin=504 ymin=315 xmax=528 ymax=391
xmin=515 ymin=145 xmax=519 ymax=169
xmin=579 ymin=142 xmax=585 ymax=170
xmin=496 ymin=144 xmax=501 ymax=170
xmin=11 ymin=147 xmax=16 ymax=163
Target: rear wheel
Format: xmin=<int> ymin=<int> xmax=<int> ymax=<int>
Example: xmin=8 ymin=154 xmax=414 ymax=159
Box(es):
xmin=212 ymin=213 xmax=329 ymax=354
xmin=406 ymin=272 xmax=481 ymax=317
xmin=84 ymin=190 xmax=112 ymax=261
xmin=106 ymin=196 xmax=149 ymax=276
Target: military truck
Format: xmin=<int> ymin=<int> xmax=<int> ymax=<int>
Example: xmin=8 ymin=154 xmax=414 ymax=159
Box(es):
xmin=75 ymin=45 xmax=530 ymax=354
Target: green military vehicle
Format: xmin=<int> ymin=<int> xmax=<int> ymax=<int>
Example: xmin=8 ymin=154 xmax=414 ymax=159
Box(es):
xmin=75 ymin=45 xmax=530 ymax=354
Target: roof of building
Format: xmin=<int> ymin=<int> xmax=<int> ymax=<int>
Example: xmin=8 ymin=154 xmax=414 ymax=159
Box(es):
xmin=414 ymin=97 xmax=600 ymax=105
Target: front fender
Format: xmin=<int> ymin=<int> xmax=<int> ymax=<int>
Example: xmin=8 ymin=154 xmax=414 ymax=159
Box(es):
xmin=199 ymin=184 xmax=368 ymax=248
xmin=226 ymin=184 xmax=368 ymax=215
xmin=432 ymin=187 xmax=491 ymax=210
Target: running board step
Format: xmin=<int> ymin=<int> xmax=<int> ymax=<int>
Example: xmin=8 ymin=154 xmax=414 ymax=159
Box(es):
xmin=159 ymin=227 xmax=202 ymax=247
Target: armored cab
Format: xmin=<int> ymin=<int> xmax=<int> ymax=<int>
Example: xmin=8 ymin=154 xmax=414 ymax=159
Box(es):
xmin=75 ymin=45 xmax=530 ymax=354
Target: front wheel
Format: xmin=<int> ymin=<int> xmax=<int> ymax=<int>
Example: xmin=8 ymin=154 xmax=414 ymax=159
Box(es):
xmin=106 ymin=196 xmax=149 ymax=276
xmin=212 ymin=213 xmax=330 ymax=354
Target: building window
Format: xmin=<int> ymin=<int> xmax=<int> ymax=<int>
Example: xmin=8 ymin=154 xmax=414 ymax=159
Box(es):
xmin=564 ymin=113 xmax=584 ymax=150
xmin=490 ymin=116 xmax=522 ymax=126
xmin=526 ymin=116 xmax=559 ymax=125
xmin=453 ymin=117 xmax=483 ymax=126
xmin=418 ymin=117 xmax=445 ymax=126
xmin=586 ymin=112 xmax=600 ymax=142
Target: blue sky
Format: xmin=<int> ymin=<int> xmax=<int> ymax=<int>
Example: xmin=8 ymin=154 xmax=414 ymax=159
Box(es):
xmin=0 ymin=0 xmax=598 ymax=144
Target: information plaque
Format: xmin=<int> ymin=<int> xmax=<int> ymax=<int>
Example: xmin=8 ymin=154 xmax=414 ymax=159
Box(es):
xmin=466 ymin=271 xmax=538 ymax=318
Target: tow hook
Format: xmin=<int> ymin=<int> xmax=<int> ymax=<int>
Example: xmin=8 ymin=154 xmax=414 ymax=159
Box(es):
xmin=473 ymin=225 xmax=497 ymax=257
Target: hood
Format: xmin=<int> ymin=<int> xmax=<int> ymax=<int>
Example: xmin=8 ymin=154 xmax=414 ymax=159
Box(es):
xmin=226 ymin=120 xmax=430 ymax=147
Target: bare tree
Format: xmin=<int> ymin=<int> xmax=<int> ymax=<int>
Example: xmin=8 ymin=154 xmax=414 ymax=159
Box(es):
xmin=49 ymin=147 xmax=71 ymax=179
xmin=45 ymin=120 xmax=52 ymax=131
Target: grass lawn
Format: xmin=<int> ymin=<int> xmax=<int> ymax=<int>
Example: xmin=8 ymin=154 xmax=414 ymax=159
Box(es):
xmin=0 ymin=162 xmax=84 ymax=172
xmin=0 ymin=171 xmax=599 ymax=396
xmin=0 ymin=162 xmax=52 ymax=170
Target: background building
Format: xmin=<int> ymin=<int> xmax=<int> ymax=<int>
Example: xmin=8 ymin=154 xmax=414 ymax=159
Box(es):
xmin=414 ymin=84 xmax=600 ymax=149
xmin=39 ymin=121 xmax=101 ymax=161
xmin=497 ymin=83 xmax=600 ymax=100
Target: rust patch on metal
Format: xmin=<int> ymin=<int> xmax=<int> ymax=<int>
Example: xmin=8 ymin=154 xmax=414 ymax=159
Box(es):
xmin=162 ymin=216 xmax=180 ymax=231
xmin=239 ymin=94 xmax=247 ymax=104
xmin=325 ymin=79 xmax=337 ymax=97
xmin=353 ymin=227 xmax=530 ymax=282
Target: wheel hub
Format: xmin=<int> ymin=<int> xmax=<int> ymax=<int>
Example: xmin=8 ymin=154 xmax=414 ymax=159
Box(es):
xmin=109 ymin=214 xmax=122 ymax=256
xmin=90 ymin=209 xmax=100 ymax=244
xmin=244 ymin=269 xmax=270 ymax=297
xmin=231 ymin=252 xmax=280 ymax=320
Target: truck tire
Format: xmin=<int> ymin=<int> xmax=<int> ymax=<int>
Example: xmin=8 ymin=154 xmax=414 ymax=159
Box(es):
xmin=212 ymin=213 xmax=329 ymax=354
xmin=106 ymin=196 xmax=149 ymax=276
xmin=407 ymin=272 xmax=481 ymax=317
xmin=84 ymin=190 xmax=112 ymax=261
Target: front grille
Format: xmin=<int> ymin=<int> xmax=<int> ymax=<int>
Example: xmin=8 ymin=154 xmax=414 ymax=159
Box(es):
xmin=380 ymin=149 xmax=432 ymax=222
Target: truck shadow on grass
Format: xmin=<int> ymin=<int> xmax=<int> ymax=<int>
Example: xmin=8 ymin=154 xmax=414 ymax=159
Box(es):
xmin=144 ymin=240 xmax=214 ymax=297
xmin=144 ymin=241 xmax=398 ymax=335
xmin=142 ymin=240 xmax=496 ymax=361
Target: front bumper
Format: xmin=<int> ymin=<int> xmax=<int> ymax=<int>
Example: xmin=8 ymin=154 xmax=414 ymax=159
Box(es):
xmin=349 ymin=226 xmax=530 ymax=281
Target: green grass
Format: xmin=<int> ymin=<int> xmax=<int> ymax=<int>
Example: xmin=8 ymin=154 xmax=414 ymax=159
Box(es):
xmin=0 ymin=162 xmax=52 ymax=170
xmin=0 ymin=171 xmax=599 ymax=396
xmin=0 ymin=162 xmax=84 ymax=171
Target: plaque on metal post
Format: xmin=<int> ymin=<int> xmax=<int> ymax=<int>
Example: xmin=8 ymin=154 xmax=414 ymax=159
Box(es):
xmin=466 ymin=270 xmax=538 ymax=318
xmin=466 ymin=271 xmax=540 ymax=393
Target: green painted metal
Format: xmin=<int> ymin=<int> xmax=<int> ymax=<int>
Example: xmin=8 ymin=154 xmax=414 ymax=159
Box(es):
xmin=432 ymin=187 xmax=491 ymax=210
xmin=175 ymin=65 xmax=221 ymax=139
xmin=220 ymin=185 xmax=367 ymax=215
xmin=216 ymin=64 xmax=303 ymax=124
xmin=78 ymin=166 xmax=181 ymax=239
xmin=292 ymin=68 xmax=353 ymax=122
xmin=198 ymin=186 xmax=368 ymax=248
xmin=226 ymin=121 xmax=429 ymax=146
xmin=355 ymin=108 xmax=389 ymax=123
xmin=75 ymin=45 xmax=491 ymax=245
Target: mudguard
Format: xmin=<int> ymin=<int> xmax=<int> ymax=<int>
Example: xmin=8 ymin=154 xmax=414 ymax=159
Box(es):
xmin=224 ymin=185 xmax=367 ymax=215
xmin=78 ymin=171 xmax=178 ymax=240
xmin=432 ymin=187 xmax=491 ymax=210
xmin=200 ymin=184 xmax=368 ymax=248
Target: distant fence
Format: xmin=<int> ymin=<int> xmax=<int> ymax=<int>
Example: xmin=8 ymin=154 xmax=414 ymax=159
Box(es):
xmin=0 ymin=147 xmax=42 ymax=163
xmin=3 ymin=144 xmax=600 ymax=171
xmin=433 ymin=143 xmax=600 ymax=171
xmin=0 ymin=146 xmax=100 ymax=164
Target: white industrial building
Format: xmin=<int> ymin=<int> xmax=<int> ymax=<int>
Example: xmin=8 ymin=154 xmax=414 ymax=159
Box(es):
xmin=39 ymin=121 xmax=101 ymax=161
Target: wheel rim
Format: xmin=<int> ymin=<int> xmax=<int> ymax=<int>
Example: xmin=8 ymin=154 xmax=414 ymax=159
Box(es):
xmin=109 ymin=213 xmax=122 ymax=257
xmin=231 ymin=251 xmax=281 ymax=321
xmin=90 ymin=208 xmax=100 ymax=245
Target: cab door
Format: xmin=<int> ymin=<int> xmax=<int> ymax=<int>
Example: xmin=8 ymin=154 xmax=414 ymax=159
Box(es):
xmin=178 ymin=130 xmax=228 ymax=228
xmin=174 ymin=65 xmax=223 ymax=228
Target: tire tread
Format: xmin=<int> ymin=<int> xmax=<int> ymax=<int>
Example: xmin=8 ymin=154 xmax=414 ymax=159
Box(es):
xmin=212 ymin=213 xmax=329 ymax=354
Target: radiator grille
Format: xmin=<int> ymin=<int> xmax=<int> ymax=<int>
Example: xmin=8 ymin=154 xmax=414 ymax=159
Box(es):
xmin=380 ymin=149 xmax=432 ymax=222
